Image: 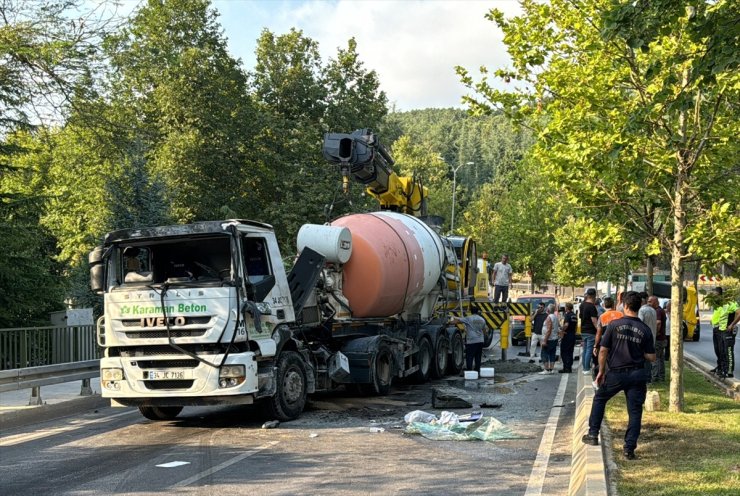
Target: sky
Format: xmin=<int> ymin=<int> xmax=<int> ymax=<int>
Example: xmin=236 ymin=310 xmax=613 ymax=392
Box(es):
xmin=203 ymin=0 xmax=522 ymax=111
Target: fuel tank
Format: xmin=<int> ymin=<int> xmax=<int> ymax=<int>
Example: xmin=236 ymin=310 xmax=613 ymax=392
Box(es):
xmin=331 ymin=212 xmax=446 ymax=318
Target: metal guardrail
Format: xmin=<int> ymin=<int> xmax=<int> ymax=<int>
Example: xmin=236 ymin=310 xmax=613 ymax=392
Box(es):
xmin=0 ymin=360 xmax=100 ymax=393
xmin=0 ymin=325 xmax=99 ymax=371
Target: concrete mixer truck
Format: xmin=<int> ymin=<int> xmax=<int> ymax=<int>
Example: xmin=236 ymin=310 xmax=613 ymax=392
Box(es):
xmin=89 ymin=131 xmax=472 ymax=422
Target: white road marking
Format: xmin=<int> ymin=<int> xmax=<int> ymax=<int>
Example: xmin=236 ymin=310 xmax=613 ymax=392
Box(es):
xmin=173 ymin=441 xmax=279 ymax=487
xmin=524 ymin=374 xmax=569 ymax=496
xmin=157 ymin=461 xmax=191 ymax=468
xmin=0 ymin=410 xmax=137 ymax=447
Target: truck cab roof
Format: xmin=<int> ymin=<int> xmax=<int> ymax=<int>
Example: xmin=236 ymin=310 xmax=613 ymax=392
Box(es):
xmin=104 ymin=219 xmax=273 ymax=244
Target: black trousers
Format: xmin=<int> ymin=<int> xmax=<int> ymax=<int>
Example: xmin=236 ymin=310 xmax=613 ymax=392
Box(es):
xmin=588 ymin=367 xmax=648 ymax=451
xmin=713 ymin=327 xmax=723 ymax=368
xmin=560 ymin=334 xmax=575 ymax=371
xmin=465 ymin=342 xmax=484 ymax=372
xmin=716 ymin=328 xmax=736 ymax=376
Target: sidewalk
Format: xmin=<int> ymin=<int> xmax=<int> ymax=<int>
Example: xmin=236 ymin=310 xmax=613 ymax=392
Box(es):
xmin=0 ymin=377 xmax=107 ymax=430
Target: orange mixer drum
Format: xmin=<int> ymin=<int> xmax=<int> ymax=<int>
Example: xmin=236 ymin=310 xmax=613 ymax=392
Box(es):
xmin=331 ymin=212 xmax=445 ymax=318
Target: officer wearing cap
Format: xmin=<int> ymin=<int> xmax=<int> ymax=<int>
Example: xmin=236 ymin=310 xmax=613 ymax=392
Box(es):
xmin=710 ymin=287 xmax=739 ymax=378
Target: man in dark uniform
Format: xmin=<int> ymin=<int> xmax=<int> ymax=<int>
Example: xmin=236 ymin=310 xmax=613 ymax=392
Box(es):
xmin=558 ymin=302 xmax=577 ymax=373
xmin=582 ymin=291 xmax=656 ymax=460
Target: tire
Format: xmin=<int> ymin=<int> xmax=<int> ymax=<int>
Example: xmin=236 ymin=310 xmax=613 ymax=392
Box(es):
xmin=138 ymin=406 xmax=183 ymax=421
xmin=483 ymin=327 xmax=494 ymax=348
xmin=431 ymin=333 xmax=450 ymax=379
xmin=692 ymin=322 xmax=700 ymax=341
xmin=264 ymin=351 xmax=308 ymax=421
xmin=365 ymin=344 xmax=394 ymax=395
xmin=447 ymin=331 xmax=464 ymax=376
xmin=411 ymin=338 xmax=433 ymax=383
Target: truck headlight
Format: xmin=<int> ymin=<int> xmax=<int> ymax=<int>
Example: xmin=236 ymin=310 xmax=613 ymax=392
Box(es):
xmin=102 ymin=368 xmax=124 ymax=381
xmin=219 ymin=365 xmax=245 ymax=388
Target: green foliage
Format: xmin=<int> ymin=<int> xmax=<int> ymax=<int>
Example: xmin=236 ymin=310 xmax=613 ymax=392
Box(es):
xmin=0 ymin=132 xmax=66 ymax=326
xmin=459 ymin=0 xmax=739 ymax=279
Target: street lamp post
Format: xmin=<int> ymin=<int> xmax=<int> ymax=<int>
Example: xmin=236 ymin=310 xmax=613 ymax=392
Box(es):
xmin=451 ymin=162 xmax=474 ymax=233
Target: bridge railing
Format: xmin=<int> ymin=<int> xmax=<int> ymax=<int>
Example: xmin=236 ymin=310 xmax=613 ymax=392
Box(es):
xmin=0 ymin=325 xmax=99 ymax=371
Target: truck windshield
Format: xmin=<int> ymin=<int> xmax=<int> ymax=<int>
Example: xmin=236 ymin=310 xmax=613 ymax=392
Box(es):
xmin=119 ymin=235 xmax=232 ymax=287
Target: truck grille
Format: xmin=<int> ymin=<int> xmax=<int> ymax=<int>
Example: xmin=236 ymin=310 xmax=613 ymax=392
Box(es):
xmin=124 ymin=330 xmax=207 ymax=339
xmin=144 ymin=380 xmax=194 ymax=390
xmin=121 ymin=317 xmax=211 ymax=327
xmin=135 ymin=359 xmax=199 ymax=369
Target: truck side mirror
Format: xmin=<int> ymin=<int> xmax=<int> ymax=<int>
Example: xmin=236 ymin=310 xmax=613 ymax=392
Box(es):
xmin=89 ymin=246 xmax=105 ymax=295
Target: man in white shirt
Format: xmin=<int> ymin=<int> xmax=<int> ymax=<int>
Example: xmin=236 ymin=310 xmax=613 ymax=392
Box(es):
xmin=491 ymin=254 xmax=513 ymax=303
xmin=638 ymin=292 xmax=657 ymax=383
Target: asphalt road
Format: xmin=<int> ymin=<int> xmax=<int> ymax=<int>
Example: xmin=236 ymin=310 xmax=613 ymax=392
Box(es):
xmin=0 ymin=359 xmax=579 ymax=496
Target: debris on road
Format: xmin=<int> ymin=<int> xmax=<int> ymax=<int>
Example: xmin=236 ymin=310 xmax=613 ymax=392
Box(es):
xmin=404 ymin=410 xmax=519 ymax=442
xmin=262 ymin=420 xmax=280 ymax=429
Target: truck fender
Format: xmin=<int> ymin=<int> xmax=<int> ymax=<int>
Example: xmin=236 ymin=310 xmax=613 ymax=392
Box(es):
xmin=256 ymin=325 xmax=316 ymax=398
xmin=341 ymin=335 xmax=401 ymax=384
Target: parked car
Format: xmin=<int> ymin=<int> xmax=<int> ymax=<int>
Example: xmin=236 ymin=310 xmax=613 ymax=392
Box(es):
xmin=511 ymin=294 xmax=559 ymax=346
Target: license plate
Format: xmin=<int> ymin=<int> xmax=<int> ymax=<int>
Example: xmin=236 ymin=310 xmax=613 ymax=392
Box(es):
xmin=146 ymin=370 xmax=191 ymax=380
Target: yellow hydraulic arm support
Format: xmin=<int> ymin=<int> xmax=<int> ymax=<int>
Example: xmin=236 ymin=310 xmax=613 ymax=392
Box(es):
xmin=323 ymin=129 xmax=428 ymax=217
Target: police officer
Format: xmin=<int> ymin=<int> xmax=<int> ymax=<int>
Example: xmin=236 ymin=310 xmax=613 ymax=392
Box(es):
xmin=710 ymin=287 xmax=739 ymax=378
xmin=582 ymin=291 xmax=656 ymax=460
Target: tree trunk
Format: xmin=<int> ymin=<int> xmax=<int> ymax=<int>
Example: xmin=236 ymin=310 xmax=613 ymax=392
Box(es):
xmin=669 ymin=66 xmax=691 ymax=413
xmin=646 ymin=256 xmax=655 ymax=295
xmin=669 ymin=172 xmax=687 ymax=412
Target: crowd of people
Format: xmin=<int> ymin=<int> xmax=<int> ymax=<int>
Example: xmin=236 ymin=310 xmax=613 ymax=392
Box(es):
xmin=457 ymin=252 xmax=738 ymax=461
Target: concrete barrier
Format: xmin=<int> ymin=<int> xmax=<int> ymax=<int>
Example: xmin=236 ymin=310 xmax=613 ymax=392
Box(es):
xmin=568 ymin=370 xmax=609 ymax=496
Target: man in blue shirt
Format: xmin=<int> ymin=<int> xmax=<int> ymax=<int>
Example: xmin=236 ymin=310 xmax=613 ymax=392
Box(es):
xmin=582 ymin=291 xmax=656 ymax=460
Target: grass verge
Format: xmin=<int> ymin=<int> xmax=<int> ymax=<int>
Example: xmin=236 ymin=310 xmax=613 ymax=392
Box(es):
xmin=605 ymin=365 xmax=740 ymax=496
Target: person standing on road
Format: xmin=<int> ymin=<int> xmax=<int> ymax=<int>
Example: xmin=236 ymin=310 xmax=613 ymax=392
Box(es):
xmin=491 ymin=254 xmax=513 ymax=303
xmin=579 ymin=288 xmax=599 ymax=375
xmin=450 ymin=306 xmax=487 ymax=374
xmin=710 ymin=287 xmax=739 ymax=379
xmin=558 ymin=302 xmax=577 ymax=373
xmin=638 ymin=292 xmax=657 ymax=383
xmin=649 ymin=296 xmax=667 ymax=382
xmin=540 ymin=304 xmax=560 ymax=375
xmin=582 ymin=291 xmax=656 ymax=460
xmin=528 ymin=302 xmax=547 ymax=359
xmin=593 ymin=297 xmax=623 ymax=379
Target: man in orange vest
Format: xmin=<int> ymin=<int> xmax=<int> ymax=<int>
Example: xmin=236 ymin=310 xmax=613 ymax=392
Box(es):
xmin=592 ymin=296 xmax=623 ymax=379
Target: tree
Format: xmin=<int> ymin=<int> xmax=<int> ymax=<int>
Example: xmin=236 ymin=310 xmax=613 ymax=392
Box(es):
xmin=458 ymin=0 xmax=740 ymax=411
xmin=0 ymin=0 xmax=114 ymax=325
xmin=464 ymin=158 xmax=561 ymax=289
xmin=103 ymin=0 xmax=262 ymax=223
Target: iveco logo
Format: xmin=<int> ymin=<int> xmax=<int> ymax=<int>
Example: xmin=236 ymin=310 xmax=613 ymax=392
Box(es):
xmin=140 ymin=316 xmax=186 ymax=327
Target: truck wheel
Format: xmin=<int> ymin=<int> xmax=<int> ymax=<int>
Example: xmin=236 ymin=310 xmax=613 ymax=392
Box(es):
xmin=431 ymin=334 xmax=449 ymax=379
xmin=483 ymin=327 xmax=494 ymax=348
xmin=411 ymin=337 xmax=432 ymax=383
xmin=447 ymin=331 xmax=464 ymax=376
xmin=138 ymin=406 xmax=183 ymax=421
xmin=358 ymin=344 xmax=395 ymax=396
xmin=265 ymin=351 xmax=308 ymax=421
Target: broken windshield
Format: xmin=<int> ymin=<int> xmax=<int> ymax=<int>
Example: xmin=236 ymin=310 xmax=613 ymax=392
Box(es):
xmin=118 ymin=235 xmax=232 ymax=287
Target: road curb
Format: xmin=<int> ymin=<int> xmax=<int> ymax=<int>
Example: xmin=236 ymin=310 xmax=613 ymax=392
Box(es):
xmin=568 ymin=369 xmax=609 ymax=496
xmin=0 ymin=394 xmax=108 ymax=431
xmin=684 ymin=351 xmax=740 ymax=400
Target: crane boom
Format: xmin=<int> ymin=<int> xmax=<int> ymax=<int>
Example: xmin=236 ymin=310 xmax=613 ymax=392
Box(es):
xmin=323 ymin=129 xmax=428 ymax=216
